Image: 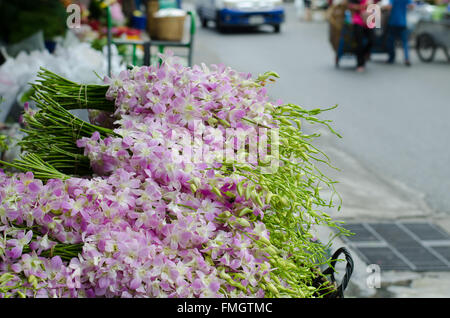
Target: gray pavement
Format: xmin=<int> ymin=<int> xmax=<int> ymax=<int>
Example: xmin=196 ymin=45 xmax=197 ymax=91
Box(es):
xmin=315 ymin=129 xmax=450 ymax=297
xmin=184 ymin=1 xmax=450 ymax=297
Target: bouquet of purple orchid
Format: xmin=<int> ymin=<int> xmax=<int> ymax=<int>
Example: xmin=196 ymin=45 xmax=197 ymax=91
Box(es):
xmin=0 ymin=53 xmax=346 ymax=298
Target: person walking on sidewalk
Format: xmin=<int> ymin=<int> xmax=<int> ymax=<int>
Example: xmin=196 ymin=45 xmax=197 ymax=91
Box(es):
xmin=385 ymin=0 xmax=415 ymax=66
xmin=348 ymin=0 xmax=374 ymax=72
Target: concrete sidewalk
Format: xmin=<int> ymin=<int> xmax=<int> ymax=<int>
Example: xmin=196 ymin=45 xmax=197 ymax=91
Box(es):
xmin=313 ymin=127 xmax=450 ymax=298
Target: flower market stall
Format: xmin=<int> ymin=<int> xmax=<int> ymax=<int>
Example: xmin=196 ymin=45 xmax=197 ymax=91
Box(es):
xmin=0 ymin=51 xmax=352 ymax=298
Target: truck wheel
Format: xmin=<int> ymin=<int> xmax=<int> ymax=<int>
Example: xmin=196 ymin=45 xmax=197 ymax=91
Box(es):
xmin=197 ymin=9 xmax=208 ymax=28
xmin=216 ymin=13 xmax=224 ymax=33
xmin=201 ymin=17 xmax=208 ymax=28
xmin=416 ymin=33 xmax=436 ymax=62
xmin=273 ymin=24 xmax=281 ymax=33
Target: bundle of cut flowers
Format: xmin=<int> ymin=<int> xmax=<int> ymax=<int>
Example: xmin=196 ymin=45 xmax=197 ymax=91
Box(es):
xmin=0 ymin=53 xmax=347 ymax=298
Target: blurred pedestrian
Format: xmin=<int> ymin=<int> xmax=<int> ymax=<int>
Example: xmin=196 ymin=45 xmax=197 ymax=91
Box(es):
xmin=348 ymin=0 xmax=374 ymax=72
xmin=385 ymin=0 xmax=415 ymax=66
xmin=304 ymin=0 xmax=313 ymax=21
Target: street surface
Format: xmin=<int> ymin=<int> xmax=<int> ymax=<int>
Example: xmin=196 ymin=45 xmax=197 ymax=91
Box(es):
xmin=189 ymin=3 xmax=450 ymax=217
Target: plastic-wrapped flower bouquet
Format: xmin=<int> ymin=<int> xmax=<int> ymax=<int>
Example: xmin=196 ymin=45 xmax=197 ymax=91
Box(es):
xmin=0 ymin=53 xmax=346 ymax=298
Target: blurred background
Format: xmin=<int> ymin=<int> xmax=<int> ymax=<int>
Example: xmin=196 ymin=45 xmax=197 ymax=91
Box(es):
xmin=0 ymin=0 xmax=449 ymax=298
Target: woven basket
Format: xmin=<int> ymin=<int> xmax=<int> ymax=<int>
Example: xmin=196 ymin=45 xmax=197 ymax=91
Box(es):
xmin=153 ymin=15 xmax=186 ymax=42
xmin=146 ymin=0 xmax=159 ymax=38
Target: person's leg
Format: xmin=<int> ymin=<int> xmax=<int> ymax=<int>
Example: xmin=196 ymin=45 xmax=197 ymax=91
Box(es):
xmin=386 ymin=26 xmax=396 ymax=63
xmin=304 ymin=0 xmax=312 ymax=21
xmin=400 ymin=26 xmax=410 ymax=65
xmin=353 ymin=24 xmax=366 ymax=69
xmin=363 ymin=27 xmax=374 ymax=60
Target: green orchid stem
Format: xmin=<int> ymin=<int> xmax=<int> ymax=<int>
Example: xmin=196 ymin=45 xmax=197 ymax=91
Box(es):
xmin=31 ymin=68 xmax=114 ymax=112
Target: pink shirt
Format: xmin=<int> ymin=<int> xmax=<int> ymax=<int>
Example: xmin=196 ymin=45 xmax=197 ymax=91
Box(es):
xmin=352 ymin=0 xmax=368 ymax=26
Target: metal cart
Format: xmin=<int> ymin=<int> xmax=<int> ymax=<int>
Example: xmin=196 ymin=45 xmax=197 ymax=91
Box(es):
xmin=415 ymin=18 xmax=450 ymax=62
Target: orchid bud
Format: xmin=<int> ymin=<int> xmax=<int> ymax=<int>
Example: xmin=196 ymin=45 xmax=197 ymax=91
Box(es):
xmin=17 ymin=290 xmax=26 ymax=298
xmin=218 ymin=211 xmax=232 ymax=219
xmin=234 ymin=217 xmax=251 ymax=228
xmin=251 ymin=191 xmax=264 ymax=207
xmin=211 ymin=186 xmax=222 ymax=198
xmin=279 ymin=117 xmax=292 ymax=126
xmin=28 ymin=275 xmax=38 ymax=289
xmin=0 ymin=273 xmax=14 ymax=283
xmin=264 ymin=103 xmax=275 ymax=112
xmin=280 ymin=196 xmax=290 ymax=207
xmin=189 ymin=177 xmax=201 ymax=188
xmin=219 ymin=269 xmax=232 ymax=281
xmin=218 ymin=118 xmax=231 ymax=128
xmin=238 ymin=207 xmax=252 ymax=217
xmin=271 ymin=275 xmax=282 ymax=286
xmin=285 ymin=126 xmax=297 ymax=134
xmin=237 ymin=181 xmax=244 ymax=197
xmin=259 ymin=236 xmax=271 ymax=246
xmin=264 ymin=245 xmax=278 ymax=256
xmin=207 ymin=117 xmax=218 ymax=126
xmin=245 ymin=184 xmax=254 ymax=201
xmin=265 ymin=282 xmax=280 ymax=296
xmin=224 ymin=191 xmax=235 ymax=199
xmin=265 ymin=191 xmax=274 ymax=205
xmin=234 ymin=273 xmax=246 ymax=280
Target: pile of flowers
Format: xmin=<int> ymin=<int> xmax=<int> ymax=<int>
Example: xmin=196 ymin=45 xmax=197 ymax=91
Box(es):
xmin=0 ymin=53 xmax=345 ymax=298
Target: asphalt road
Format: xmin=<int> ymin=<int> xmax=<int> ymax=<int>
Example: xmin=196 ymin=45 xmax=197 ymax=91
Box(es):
xmin=190 ymin=3 xmax=450 ymax=215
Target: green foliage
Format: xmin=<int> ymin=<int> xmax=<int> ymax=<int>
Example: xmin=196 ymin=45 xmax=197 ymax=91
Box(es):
xmin=0 ymin=69 xmax=115 ymax=180
xmin=222 ymin=103 xmax=349 ymax=297
xmin=0 ymin=1 xmax=67 ymax=43
xmin=0 ymin=135 xmax=8 ymax=153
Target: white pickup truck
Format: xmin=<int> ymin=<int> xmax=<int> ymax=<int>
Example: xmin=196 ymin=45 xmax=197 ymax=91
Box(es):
xmin=196 ymin=0 xmax=285 ymax=33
